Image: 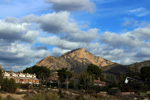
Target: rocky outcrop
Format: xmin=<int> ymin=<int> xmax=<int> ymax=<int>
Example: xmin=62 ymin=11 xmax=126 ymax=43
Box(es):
xmin=36 ymin=48 xmax=114 ymax=73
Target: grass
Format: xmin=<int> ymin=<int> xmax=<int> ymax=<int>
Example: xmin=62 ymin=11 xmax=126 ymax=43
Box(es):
xmin=139 ymin=92 xmax=147 ymax=97
xmin=24 ymin=92 xmax=60 ymax=100
xmin=0 ymin=95 xmax=18 ymax=100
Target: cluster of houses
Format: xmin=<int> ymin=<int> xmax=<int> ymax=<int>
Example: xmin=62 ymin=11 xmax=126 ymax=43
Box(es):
xmin=2 ymin=71 xmax=105 ymax=87
xmin=3 ymin=72 xmax=39 ymax=84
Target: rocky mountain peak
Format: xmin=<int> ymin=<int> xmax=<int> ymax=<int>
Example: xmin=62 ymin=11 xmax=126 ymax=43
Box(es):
xmin=36 ymin=48 xmax=114 ymax=73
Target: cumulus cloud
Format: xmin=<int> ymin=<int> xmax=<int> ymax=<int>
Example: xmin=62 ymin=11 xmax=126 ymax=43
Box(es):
xmin=99 ymin=25 xmax=150 ymax=64
xmin=101 ymin=26 xmax=150 ymax=48
xmin=0 ymin=19 xmax=49 ymax=71
xmin=37 ymin=36 xmax=82 ymax=49
xmin=0 ymin=20 xmax=39 ymax=43
xmin=22 ymin=12 xmax=98 ymax=42
xmin=51 ymin=47 xmax=70 ymax=56
xmin=0 ymin=43 xmax=51 ymax=71
xmin=0 ymin=43 xmax=50 ymax=71
xmin=101 ymin=32 xmax=144 ymax=48
xmin=45 ymin=0 xmax=96 ymax=13
xmin=0 ymin=11 xmax=99 ymax=71
xmin=63 ymin=28 xmax=99 ymax=42
xmin=37 ymin=12 xmax=79 ymax=34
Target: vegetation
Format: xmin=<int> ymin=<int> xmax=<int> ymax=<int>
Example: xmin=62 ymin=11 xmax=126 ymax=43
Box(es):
xmin=107 ymin=88 xmax=120 ymax=95
xmin=106 ymin=75 xmax=118 ymax=87
xmin=1 ymin=78 xmax=17 ymax=93
xmin=118 ymin=66 xmax=150 ymax=92
xmin=0 ymin=95 xmax=17 ymax=100
xmin=24 ymin=91 xmax=116 ymax=100
xmin=140 ymin=66 xmax=150 ymax=83
xmin=78 ymin=64 xmax=105 ymax=91
xmin=25 ymin=92 xmax=60 ymax=100
xmin=57 ymin=68 xmax=72 ymax=83
xmin=23 ymin=65 xmax=51 ymax=83
xmin=87 ymin=64 xmax=104 ymax=80
xmin=79 ymin=72 xmax=94 ymax=89
xmin=1 ymin=63 xmax=150 ymax=99
xmin=0 ymin=68 xmax=3 ymax=86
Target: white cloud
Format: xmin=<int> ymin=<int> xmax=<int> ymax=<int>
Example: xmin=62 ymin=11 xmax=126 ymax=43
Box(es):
xmin=99 ymin=25 xmax=150 ymax=64
xmin=37 ymin=36 xmax=81 ymax=49
xmin=64 ymin=28 xmax=99 ymax=42
xmin=101 ymin=31 xmax=144 ymax=48
xmin=45 ymin=0 xmax=96 ymax=13
xmin=37 ymin=12 xmax=79 ymax=34
xmin=0 ymin=43 xmax=51 ymax=71
xmin=23 ymin=12 xmax=98 ymax=42
xmin=0 ymin=20 xmax=39 ymax=43
xmin=51 ymin=47 xmax=70 ymax=56
xmin=128 ymin=7 xmax=150 ymax=17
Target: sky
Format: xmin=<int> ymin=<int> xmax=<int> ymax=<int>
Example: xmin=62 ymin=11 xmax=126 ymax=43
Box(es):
xmin=0 ymin=0 xmax=150 ymax=71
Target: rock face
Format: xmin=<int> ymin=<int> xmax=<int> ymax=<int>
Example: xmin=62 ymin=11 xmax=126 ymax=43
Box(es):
xmin=36 ymin=48 xmax=114 ymax=73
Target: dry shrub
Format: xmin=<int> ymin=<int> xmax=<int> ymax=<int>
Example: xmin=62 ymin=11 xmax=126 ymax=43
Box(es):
xmin=0 ymin=95 xmax=17 ymax=100
xmin=24 ymin=92 xmax=60 ymax=100
xmin=25 ymin=93 xmax=45 ymax=100
xmin=46 ymin=92 xmax=60 ymax=100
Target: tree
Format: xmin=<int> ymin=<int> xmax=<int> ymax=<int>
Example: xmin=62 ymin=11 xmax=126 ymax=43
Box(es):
xmin=57 ymin=68 xmax=72 ymax=83
xmin=0 ymin=69 xmax=3 ymax=86
xmin=140 ymin=66 xmax=150 ymax=83
xmin=87 ymin=64 xmax=104 ymax=80
xmin=1 ymin=78 xmax=17 ymax=93
xmin=106 ymin=75 xmax=118 ymax=87
xmin=23 ymin=65 xmax=51 ymax=83
xmin=79 ymin=72 xmax=94 ymax=89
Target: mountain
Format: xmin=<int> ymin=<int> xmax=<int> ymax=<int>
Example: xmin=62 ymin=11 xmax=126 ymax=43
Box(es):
xmin=0 ymin=65 xmax=4 ymax=72
xmin=36 ymin=48 xmax=115 ymax=73
xmin=102 ymin=63 xmax=127 ymax=75
xmin=127 ymin=60 xmax=150 ymax=72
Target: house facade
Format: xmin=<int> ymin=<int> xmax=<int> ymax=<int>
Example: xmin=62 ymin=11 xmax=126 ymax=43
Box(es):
xmin=3 ymin=72 xmax=39 ymax=84
xmin=94 ymin=78 xmax=106 ymax=87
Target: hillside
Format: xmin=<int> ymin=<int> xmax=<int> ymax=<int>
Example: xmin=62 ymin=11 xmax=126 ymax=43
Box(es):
xmin=127 ymin=60 xmax=150 ymax=72
xmin=0 ymin=65 xmax=4 ymax=72
xmin=36 ymin=48 xmax=115 ymax=73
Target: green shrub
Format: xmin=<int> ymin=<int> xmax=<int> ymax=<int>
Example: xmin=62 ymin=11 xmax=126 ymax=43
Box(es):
xmin=1 ymin=78 xmax=17 ymax=93
xmin=108 ymin=88 xmax=120 ymax=95
xmin=92 ymin=86 xmax=108 ymax=93
xmin=18 ymin=83 xmax=29 ymax=89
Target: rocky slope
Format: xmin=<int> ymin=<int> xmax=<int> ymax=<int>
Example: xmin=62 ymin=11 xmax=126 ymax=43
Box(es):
xmin=36 ymin=48 xmax=114 ymax=73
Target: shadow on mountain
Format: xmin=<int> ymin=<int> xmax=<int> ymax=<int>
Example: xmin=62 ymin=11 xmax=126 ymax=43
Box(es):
xmin=102 ymin=64 xmax=128 ymax=76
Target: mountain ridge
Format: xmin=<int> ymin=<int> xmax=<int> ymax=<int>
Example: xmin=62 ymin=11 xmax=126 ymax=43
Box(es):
xmin=36 ymin=48 xmax=114 ymax=73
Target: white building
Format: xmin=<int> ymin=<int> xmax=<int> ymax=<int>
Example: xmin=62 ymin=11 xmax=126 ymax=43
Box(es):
xmin=3 ymin=72 xmax=39 ymax=84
